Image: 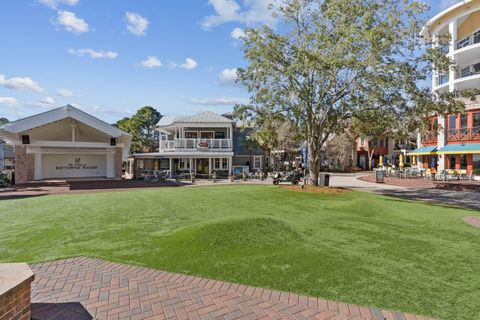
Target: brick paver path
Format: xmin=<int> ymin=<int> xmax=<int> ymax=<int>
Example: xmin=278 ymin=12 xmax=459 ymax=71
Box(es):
xmin=30 ymin=257 xmax=433 ymax=320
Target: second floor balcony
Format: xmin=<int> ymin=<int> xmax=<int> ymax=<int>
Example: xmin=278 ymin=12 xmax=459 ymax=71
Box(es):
xmin=457 ymin=62 xmax=480 ymax=79
xmin=456 ymin=29 xmax=480 ymax=51
xmin=421 ymin=131 xmax=438 ymax=144
xmin=160 ymin=138 xmax=232 ymax=152
xmin=446 ymin=126 xmax=480 ymax=142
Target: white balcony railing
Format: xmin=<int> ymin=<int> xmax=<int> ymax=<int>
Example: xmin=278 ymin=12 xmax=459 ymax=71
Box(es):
xmin=456 ymin=29 xmax=480 ymax=50
xmin=160 ymin=138 xmax=232 ymax=151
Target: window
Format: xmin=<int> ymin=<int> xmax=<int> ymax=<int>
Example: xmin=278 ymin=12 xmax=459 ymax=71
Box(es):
xmin=449 ymin=115 xmax=456 ymax=129
xmin=460 ymin=114 xmax=468 ymax=128
xmin=253 ymin=156 xmax=262 ymax=169
xmin=461 ymin=155 xmax=467 ymax=169
xmin=474 ymin=154 xmax=480 ymax=169
xmin=179 ymin=158 xmax=190 ymax=170
xmin=185 ymin=132 xmax=198 ymax=139
xmin=200 ymin=131 xmax=214 ymax=139
xmin=213 ymin=158 xmax=228 ymax=170
xmin=215 ymin=132 xmax=225 ymax=139
xmin=473 ymin=113 xmax=480 ymax=127
xmin=461 ymin=67 xmax=471 ymax=78
xmin=475 ymin=30 xmax=480 ymax=45
xmin=360 ymin=137 xmax=365 ymax=147
xmin=450 ymin=155 xmax=456 ymax=168
xmin=137 ymin=159 xmax=144 ymax=169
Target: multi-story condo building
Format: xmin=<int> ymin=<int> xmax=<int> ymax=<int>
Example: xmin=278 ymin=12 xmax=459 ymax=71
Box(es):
xmin=412 ymin=0 xmax=480 ymax=173
xmin=128 ymin=111 xmax=264 ymax=179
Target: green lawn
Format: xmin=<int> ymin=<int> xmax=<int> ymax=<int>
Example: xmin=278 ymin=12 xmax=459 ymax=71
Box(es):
xmin=1 ymin=185 xmax=479 ymax=319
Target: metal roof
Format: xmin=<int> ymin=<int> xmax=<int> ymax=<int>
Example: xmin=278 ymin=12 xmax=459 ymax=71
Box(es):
xmin=156 ymin=111 xmax=233 ymax=127
xmin=0 ymin=105 xmax=130 ymax=138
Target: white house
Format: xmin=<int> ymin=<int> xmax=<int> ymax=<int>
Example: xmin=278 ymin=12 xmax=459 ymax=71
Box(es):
xmin=0 ymin=105 xmax=131 ymax=183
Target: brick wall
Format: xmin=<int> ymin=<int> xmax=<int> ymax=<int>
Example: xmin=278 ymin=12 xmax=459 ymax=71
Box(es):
xmin=13 ymin=146 xmax=34 ymax=184
xmin=0 ymin=265 xmax=34 ymax=320
xmin=115 ymin=147 xmax=123 ymax=179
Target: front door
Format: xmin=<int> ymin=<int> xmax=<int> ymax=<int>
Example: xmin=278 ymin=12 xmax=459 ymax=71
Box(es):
xmin=196 ymin=158 xmax=209 ymax=175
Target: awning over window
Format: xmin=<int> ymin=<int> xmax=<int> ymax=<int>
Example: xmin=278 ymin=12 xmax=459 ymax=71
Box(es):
xmin=436 ymin=143 xmax=480 ymax=155
xmin=407 ymin=146 xmax=437 ymax=155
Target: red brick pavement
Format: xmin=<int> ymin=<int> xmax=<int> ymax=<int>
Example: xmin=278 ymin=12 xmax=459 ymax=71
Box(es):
xmin=29 ymin=257 xmax=434 ymax=320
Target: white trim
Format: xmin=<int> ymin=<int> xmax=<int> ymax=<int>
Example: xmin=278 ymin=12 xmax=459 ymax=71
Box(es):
xmin=253 ymin=155 xmax=263 ymax=169
xmin=20 ymin=140 xmax=125 ymax=148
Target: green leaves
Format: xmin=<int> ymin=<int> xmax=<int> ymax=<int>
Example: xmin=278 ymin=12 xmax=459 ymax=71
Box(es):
xmin=115 ymin=106 xmax=161 ymax=153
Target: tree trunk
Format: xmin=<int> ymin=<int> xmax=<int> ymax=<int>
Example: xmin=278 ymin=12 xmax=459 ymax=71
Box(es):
xmin=307 ymin=137 xmax=320 ymax=186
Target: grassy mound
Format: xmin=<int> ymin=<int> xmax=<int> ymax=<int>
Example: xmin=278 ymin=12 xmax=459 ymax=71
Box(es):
xmin=167 ymin=216 xmax=301 ymax=250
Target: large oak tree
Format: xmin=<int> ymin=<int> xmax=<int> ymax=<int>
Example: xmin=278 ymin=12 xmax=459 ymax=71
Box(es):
xmin=234 ymin=0 xmax=469 ymax=185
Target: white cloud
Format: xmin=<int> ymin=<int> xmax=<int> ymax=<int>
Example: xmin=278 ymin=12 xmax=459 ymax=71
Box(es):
xmin=218 ymin=68 xmax=239 ymax=85
xmin=68 ymin=48 xmax=118 ymax=59
xmin=126 ymin=12 xmax=149 ymax=36
xmin=179 ymin=58 xmax=198 ymax=70
xmin=0 ymin=97 xmax=19 ymax=107
xmin=0 ymin=74 xmax=43 ymax=92
xmin=189 ymin=96 xmax=248 ymax=106
xmin=231 ymin=27 xmax=245 ymax=39
xmin=57 ymin=88 xmax=75 ymax=97
xmin=140 ymin=56 xmax=162 ymax=68
xmin=40 ymin=96 xmax=55 ymax=105
xmin=38 ymin=0 xmax=78 ymax=9
xmin=202 ymin=0 xmax=276 ymax=30
xmin=56 ymin=10 xmax=89 ymax=33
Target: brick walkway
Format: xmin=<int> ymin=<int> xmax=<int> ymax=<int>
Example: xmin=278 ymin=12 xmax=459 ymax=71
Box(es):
xmin=29 ymin=257 xmax=433 ymax=320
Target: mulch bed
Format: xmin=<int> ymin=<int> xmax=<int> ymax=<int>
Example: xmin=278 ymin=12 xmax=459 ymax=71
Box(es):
xmin=280 ymin=185 xmax=352 ymax=194
xmin=463 ymin=216 xmax=480 ymax=228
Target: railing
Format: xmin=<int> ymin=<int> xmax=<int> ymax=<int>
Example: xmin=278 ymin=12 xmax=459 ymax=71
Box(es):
xmin=435 ymin=74 xmax=449 ymax=86
xmin=160 ymin=138 xmax=232 ymax=151
xmin=457 ymin=63 xmax=480 ymax=79
xmin=446 ymin=126 xmax=480 ymax=142
xmin=421 ymin=131 xmax=438 ymax=144
xmin=456 ymin=30 xmax=480 ymax=50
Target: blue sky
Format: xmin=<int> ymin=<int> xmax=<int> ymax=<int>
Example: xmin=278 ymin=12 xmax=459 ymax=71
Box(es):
xmin=0 ymin=0 xmax=459 ymax=123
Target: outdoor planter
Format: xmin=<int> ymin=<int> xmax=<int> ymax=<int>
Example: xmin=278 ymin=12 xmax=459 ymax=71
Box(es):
xmin=229 ymin=175 xmax=234 ymax=182
xmin=190 ymin=174 xmax=195 ymax=183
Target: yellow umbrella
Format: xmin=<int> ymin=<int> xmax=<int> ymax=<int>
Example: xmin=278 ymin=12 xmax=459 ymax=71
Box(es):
xmin=412 ymin=155 xmax=416 ymax=166
xmin=379 ymin=155 xmax=383 ymax=168
xmin=399 ymin=154 xmax=404 ymax=169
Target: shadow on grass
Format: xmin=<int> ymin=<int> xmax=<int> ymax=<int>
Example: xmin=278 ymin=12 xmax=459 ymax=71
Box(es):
xmin=375 ymin=188 xmax=480 ymax=211
xmin=32 ymin=302 xmax=92 ymax=320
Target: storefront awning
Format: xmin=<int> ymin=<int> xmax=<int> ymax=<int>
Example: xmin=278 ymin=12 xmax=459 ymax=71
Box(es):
xmin=436 ymin=143 xmax=480 ymax=155
xmin=407 ymin=146 xmax=437 ymax=155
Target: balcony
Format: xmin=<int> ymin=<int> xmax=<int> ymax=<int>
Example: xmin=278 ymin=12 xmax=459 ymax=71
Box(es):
xmin=446 ymin=126 xmax=480 ymax=142
xmin=421 ymin=131 xmax=438 ymax=144
xmin=160 ymin=138 xmax=232 ymax=152
xmin=456 ymin=30 xmax=480 ymax=50
xmin=435 ymin=74 xmax=449 ymax=87
xmin=457 ymin=62 xmax=480 ymax=79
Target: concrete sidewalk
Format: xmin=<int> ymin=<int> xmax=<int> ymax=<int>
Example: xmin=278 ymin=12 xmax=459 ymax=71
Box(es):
xmin=330 ymin=174 xmax=480 ymax=210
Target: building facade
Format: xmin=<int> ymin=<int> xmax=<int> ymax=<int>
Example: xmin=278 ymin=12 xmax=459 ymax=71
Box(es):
xmin=129 ymin=111 xmax=264 ymax=178
xmin=0 ymin=105 xmax=131 ymax=183
xmin=412 ymin=0 xmax=480 ymax=173
xmin=354 ymin=137 xmax=416 ymax=170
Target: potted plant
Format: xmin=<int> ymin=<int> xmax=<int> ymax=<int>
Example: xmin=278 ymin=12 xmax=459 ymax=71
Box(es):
xmin=473 ymin=168 xmax=480 ymax=181
xmin=212 ymin=171 xmax=217 ymax=183
xmin=229 ymin=174 xmax=235 ymax=182
xmin=190 ymin=172 xmax=195 ymax=183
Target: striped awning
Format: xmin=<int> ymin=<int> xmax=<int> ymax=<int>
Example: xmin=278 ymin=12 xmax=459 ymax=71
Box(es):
xmin=436 ymin=143 xmax=480 ymax=155
xmin=407 ymin=146 xmax=437 ymax=155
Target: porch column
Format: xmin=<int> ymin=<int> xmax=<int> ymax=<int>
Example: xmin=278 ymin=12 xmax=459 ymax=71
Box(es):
xmin=228 ymin=157 xmax=232 ymax=175
xmin=209 ymin=158 xmax=212 ymax=175
xmin=169 ymin=158 xmax=173 ymax=178
xmin=189 ymin=158 xmax=193 ymax=174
